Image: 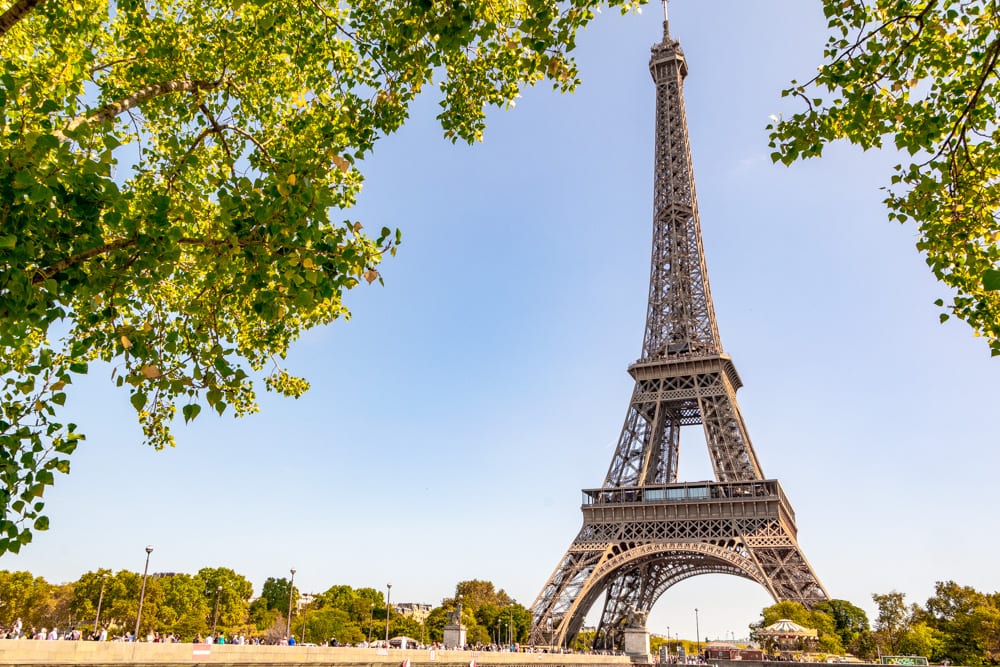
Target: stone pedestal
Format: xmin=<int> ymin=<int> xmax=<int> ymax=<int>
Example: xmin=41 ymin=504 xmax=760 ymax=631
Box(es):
xmin=443 ymin=624 xmax=466 ymax=650
xmin=623 ymin=626 xmax=651 ymax=664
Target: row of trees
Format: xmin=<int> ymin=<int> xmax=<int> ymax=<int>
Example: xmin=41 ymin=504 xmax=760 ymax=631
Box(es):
xmin=754 ymin=581 xmax=1000 ymax=665
xmin=258 ymin=578 xmax=532 ymax=646
xmin=5 ymin=567 xmax=998 ymax=662
xmin=0 ymin=569 xmax=530 ymax=645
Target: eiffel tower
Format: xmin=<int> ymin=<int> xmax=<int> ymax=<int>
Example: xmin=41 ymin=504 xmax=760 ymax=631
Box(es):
xmin=529 ymin=4 xmax=828 ymax=651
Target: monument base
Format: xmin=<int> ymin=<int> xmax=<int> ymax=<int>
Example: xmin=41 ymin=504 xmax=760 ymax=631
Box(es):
xmin=443 ymin=624 xmax=466 ymax=650
xmin=623 ymin=627 xmax=650 ymax=664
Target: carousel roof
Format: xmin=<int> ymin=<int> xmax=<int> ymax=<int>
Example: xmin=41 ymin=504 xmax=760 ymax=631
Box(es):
xmin=758 ymin=619 xmax=818 ymax=637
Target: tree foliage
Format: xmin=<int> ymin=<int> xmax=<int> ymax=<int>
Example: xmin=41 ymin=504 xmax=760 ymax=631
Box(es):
xmin=258 ymin=576 xmax=297 ymax=613
xmin=439 ymin=579 xmax=530 ymax=646
xmin=922 ymin=580 xmax=1000 ymax=665
xmin=424 ymin=605 xmax=449 ymax=643
xmin=873 ymin=590 xmax=912 ymax=655
xmin=2 ymin=570 xmax=541 ymax=645
xmin=754 ymin=600 xmax=843 ymax=654
xmin=757 ymin=586 xmax=998 ymax=664
xmin=769 ymin=0 xmax=1000 ymax=355
xmin=0 ymin=569 xmax=52 ymax=628
xmin=156 ymin=573 xmax=210 ymax=638
xmin=196 ymin=566 xmax=253 ymax=631
xmin=813 ymin=599 xmax=870 ymax=650
xmin=0 ymin=0 xmax=645 ymax=552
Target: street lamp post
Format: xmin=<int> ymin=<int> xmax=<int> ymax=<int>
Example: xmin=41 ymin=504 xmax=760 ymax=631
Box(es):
xmin=286 ymin=568 xmax=296 ymax=640
xmin=384 ymin=583 xmax=392 ymax=648
xmin=134 ymin=546 xmax=153 ymax=641
xmin=509 ymin=605 xmax=514 ymax=646
xmin=695 ymin=608 xmax=701 ymax=660
xmin=367 ymin=603 xmax=374 ymax=642
xmin=94 ymin=574 xmax=108 ymax=634
xmin=212 ymin=585 xmax=223 ymax=637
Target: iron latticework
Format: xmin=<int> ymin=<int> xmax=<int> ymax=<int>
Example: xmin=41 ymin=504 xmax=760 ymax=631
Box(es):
xmin=529 ymin=8 xmax=827 ymax=651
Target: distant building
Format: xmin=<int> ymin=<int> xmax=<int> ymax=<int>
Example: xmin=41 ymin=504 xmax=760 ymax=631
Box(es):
xmin=394 ymin=602 xmax=432 ymax=623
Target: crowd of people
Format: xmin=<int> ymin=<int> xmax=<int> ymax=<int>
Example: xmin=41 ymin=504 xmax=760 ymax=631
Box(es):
xmin=0 ymin=617 xmax=297 ymax=645
xmin=2 ymin=618 xmax=621 ymax=655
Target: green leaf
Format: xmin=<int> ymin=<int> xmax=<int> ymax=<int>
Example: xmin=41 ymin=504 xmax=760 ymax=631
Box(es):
xmin=130 ymin=392 xmax=147 ymax=411
xmin=35 ymin=134 xmax=59 ymax=151
xmin=182 ymin=403 xmax=201 ymax=423
xmin=984 ymin=269 xmax=1000 ymax=291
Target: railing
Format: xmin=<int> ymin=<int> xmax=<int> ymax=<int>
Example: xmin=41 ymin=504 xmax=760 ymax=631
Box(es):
xmin=581 ymin=480 xmax=783 ymax=506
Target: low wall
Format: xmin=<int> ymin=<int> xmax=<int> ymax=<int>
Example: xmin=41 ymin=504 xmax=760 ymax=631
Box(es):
xmin=713 ymin=661 xmax=882 ymax=667
xmin=0 ymin=642 xmax=632 ymax=667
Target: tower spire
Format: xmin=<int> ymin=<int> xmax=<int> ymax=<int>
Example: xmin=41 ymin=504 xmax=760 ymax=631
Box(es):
xmin=661 ymin=0 xmax=669 ymax=39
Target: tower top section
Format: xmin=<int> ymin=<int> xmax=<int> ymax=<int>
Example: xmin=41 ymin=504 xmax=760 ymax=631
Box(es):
xmin=640 ymin=0 xmax=720 ymax=361
xmin=650 ymin=0 xmax=687 ymax=81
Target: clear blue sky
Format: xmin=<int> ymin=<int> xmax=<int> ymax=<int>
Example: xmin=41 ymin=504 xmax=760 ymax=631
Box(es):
xmin=7 ymin=0 xmax=998 ymax=644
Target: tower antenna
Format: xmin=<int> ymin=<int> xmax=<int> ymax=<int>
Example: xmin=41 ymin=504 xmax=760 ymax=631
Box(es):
xmin=662 ymin=0 xmax=669 ymax=38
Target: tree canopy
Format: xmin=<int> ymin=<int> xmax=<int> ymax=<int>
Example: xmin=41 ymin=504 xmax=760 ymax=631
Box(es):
xmin=769 ymin=0 xmax=1000 ymax=356
xmin=755 ymin=584 xmax=1000 ymax=665
xmin=753 ymin=600 xmax=844 ymax=655
xmin=0 ymin=0 xmax=644 ymax=552
xmin=0 ymin=569 xmax=533 ymax=646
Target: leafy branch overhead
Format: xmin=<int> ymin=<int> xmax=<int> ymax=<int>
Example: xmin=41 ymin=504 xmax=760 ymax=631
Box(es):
xmin=769 ymin=0 xmax=1000 ymax=355
xmin=0 ymin=0 xmax=646 ymax=553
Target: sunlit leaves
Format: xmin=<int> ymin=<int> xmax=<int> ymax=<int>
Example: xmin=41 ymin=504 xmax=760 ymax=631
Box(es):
xmin=769 ymin=0 xmax=1000 ymax=356
xmin=0 ymin=0 xmax=649 ymax=551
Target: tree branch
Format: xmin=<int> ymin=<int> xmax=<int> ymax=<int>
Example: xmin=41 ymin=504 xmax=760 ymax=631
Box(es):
xmin=31 ymin=234 xmax=266 ymax=285
xmin=32 ymin=237 xmax=137 ymax=285
xmin=799 ymin=1 xmax=938 ymax=90
xmin=55 ymin=78 xmax=223 ymax=140
xmin=0 ymin=0 xmax=45 ymax=39
xmin=920 ymin=36 xmax=1000 ymax=168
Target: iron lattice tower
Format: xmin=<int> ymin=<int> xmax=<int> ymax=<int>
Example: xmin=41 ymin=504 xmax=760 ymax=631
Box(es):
xmin=529 ymin=8 xmax=827 ymax=650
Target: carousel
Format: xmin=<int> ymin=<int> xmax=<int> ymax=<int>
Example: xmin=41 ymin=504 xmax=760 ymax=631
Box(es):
xmin=756 ymin=619 xmax=819 ymax=654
